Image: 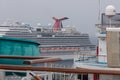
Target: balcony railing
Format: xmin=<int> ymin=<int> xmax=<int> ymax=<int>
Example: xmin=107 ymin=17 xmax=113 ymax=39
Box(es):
xmin=75 ymin=53 xmax=107 ymax=64
xmin=74 ymin=49 xmax=107 ymax=63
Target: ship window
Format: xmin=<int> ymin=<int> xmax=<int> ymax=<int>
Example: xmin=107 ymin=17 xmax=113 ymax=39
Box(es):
xmin=78 ymin=74 xmax=88 ymax=80
xmin=36 ymin=28 xmax=41 ymax=32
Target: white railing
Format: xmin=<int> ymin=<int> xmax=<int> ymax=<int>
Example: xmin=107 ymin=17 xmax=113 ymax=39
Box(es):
xmin=0 ymin=63 xmax=75 ymax=80
xmin=74 ymin=49 xmax=106 ymax=63
xmin=2 ymin=70 xmax=70 ymax=80
xmin=75 ymin=54 xmax=97 ymax=63
xmin=75 ymin=53 xmax=107 ymax=64
xmin=1 ymin=64 xmax=120 ymax=80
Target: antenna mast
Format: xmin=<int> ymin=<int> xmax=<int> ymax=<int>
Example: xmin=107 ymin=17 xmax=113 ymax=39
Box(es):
xmin=98 ymin=0 xmax=101 ymax=24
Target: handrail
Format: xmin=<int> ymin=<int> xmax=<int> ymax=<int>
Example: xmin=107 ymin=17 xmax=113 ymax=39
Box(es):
xmin=0 ymin=65 xmax=120 ymax=75
xmin=0 ymin=55 xmax=62 ymax=65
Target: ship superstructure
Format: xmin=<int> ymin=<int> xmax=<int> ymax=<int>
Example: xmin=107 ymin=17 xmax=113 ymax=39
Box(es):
xmin=0 ymin=18 xmax=95 ymax=55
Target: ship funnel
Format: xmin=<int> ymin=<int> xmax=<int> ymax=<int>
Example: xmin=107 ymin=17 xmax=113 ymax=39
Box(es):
xmin=105 ymin=5 xmax=116 ymax=17
xmin=52 ymin=17 xmax=69 ymax=31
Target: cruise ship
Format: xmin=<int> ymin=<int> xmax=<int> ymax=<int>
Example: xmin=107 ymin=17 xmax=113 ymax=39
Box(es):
xmin=0 ymin=17 xmax=95 ymax=55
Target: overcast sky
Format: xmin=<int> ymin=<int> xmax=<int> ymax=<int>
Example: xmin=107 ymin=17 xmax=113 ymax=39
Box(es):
xmin=0 ymin=0 xmax=120 ymax=38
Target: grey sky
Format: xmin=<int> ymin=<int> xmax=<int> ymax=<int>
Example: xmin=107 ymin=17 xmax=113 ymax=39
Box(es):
xmin=0 ymin=0 xmax=120 ymax=38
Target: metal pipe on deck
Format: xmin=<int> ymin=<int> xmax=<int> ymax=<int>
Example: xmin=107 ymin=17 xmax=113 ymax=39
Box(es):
xmin=23 ymin=58 xmax=62 ymax=65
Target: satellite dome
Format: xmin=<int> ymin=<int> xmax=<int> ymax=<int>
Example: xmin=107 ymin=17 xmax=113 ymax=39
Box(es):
xmin=105 ymin=5 xmax=116 ymax=17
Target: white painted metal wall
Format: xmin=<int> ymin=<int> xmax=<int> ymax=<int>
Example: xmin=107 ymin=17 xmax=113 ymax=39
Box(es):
xmin=98 ymin=37 xmax=107 ymax=63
